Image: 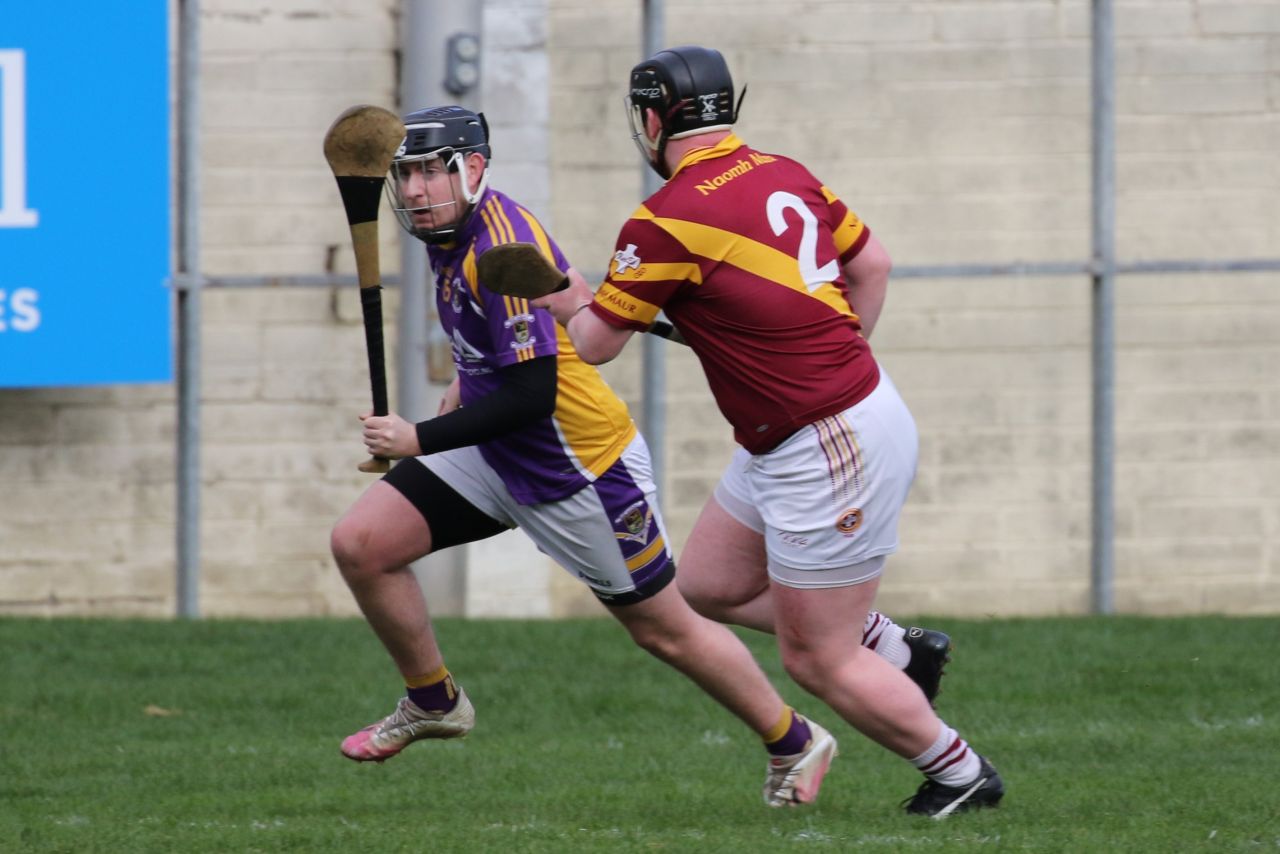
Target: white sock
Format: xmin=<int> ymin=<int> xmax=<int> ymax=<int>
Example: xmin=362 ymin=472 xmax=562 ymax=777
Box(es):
xmin=911 ymin=722 xmax=981 ymax=787
xmin=862 ymin=610 xmax=910 ymax=669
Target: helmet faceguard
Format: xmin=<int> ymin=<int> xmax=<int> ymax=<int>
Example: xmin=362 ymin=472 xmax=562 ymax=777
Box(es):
xmin=624 ymin=46 xmax=744 ymax=179
xmin=386 ymin=106 xmax=491 ymax=244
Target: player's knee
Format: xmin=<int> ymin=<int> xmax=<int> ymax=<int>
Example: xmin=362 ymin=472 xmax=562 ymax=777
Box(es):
xmin=778 ymin=644 xmax=830 ymax=696
xmin=330 ymin=518 xmax=379 ymax=581
xmin=619 ymin=607 xmax=695 ymax=664
xmin=625 ymin=618 xmax=684 ymax=662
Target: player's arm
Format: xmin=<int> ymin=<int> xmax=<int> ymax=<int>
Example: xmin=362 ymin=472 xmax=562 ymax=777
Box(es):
xmin=360 ymin=357 xmax=557 ymax=459
xmin=566 ymin=307 xmax=635 ymax=365
xmin=841 ymin=231 xmax=892 ymax=339
xmin=533 ymin=267 xmax=636 ymax=365
xmin=414 ymin=356 xmax=557 ymax=453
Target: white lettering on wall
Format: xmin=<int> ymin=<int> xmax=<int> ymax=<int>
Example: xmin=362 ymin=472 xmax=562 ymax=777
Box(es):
xmin=0 ymin=50 xmax=39 ymax=228
xmin=0 ymin=288 xmax=41 ymax=332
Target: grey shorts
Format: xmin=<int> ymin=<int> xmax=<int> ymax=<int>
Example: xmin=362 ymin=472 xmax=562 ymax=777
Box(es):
xmin=420 ymin=434 xmax=675 ymax=605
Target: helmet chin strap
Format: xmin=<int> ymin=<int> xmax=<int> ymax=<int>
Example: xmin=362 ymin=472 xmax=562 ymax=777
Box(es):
xmin=451 ymin=151 xmax=490 ymax=206
xmin=639 ymin=115 xmax=671 ymax=180
xmin=651 ymin=131 xmax=673 ymax=180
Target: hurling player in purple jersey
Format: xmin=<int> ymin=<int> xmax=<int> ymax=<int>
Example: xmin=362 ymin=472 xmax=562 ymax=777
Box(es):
xmin=329 ymin=105 xmax=851 ymax=806
xmin=534 ymin=48 xmax=1005 ymax=817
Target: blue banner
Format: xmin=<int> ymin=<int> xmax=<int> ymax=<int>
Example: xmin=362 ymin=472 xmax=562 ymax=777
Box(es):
xmin=0 ymin=7 xmax=170 ymax=387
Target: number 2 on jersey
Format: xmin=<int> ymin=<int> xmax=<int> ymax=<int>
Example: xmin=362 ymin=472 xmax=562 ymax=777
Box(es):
xmin=766 ymin=191 xmax=836 ymax=292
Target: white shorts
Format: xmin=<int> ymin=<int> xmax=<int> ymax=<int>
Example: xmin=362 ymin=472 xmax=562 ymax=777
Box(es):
xmin=421 ymin=434 xmax=674 ymax=604
xmin=713 ymin=370 xmax=918 ymax=587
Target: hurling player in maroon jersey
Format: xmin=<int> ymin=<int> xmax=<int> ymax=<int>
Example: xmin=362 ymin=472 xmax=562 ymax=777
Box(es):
xmin=535 ymin=47 xmax=1004 ymax=817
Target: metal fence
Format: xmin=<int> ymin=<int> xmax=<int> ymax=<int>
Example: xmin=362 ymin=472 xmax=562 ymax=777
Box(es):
xmin=171 ymin=0 xmax=1280 ymax=617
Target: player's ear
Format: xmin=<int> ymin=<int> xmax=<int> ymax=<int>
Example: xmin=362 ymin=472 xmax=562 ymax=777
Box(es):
xmin=465 ymin=151 xmax=487 ymax=193
xmin=644 ymin=108 xmax=662 ymax=143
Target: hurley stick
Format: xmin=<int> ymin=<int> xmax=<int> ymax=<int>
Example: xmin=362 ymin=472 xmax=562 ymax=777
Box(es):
xmin=476 ymin=242 xmax=687 ymax=345
xmin=322 ymin=105 xmax=405 ymax=473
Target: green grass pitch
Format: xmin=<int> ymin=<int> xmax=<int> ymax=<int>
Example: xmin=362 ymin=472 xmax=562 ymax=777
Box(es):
xmin=1 ymin=615 xmax=1277 ymax=852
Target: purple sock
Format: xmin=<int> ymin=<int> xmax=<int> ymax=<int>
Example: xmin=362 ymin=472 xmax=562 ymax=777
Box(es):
xmin=406 ymin=674 xmax=458 ymax=714
xmin=766 ymin=713 xmax=813 ymax=756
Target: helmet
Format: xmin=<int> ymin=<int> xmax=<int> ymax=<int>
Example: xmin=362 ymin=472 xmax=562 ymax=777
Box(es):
xmin=625 ymin=46 xmax=744 ymax=177
xmin=386 ymin=105 xmax=492 ymax=244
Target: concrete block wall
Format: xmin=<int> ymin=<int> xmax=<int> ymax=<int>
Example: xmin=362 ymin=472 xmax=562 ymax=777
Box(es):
xmin=548 ymin=0 xmax=1280 ymax=616
xmin=1 ymin=0 xmax=1276 ymax=618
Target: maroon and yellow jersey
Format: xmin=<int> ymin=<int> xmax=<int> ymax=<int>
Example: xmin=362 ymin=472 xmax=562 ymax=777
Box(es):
xmin=589 ymin=134 xmax=879 ymax=454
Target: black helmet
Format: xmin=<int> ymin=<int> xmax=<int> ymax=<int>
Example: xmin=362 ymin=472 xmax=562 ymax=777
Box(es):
xmin=397 ymin=105 xmax=491 ymax=161
xmin=625 ymin=46 xmax=744 ymax=177
xmin=386 ymin=106 xmax=491 ymax=243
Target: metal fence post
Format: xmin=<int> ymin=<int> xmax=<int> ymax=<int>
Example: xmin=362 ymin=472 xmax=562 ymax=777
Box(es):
xmin=1090 ymin=0 xmax=1117 ymax=615
xmin=176 ymin=0 xmax=202 ymax=618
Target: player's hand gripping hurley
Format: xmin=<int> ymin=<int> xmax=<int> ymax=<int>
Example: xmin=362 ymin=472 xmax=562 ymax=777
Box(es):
xmin=323 ymin=105 xmax=406 ymax=473
xmin=477 ymin=243 xmax=686 ymax=345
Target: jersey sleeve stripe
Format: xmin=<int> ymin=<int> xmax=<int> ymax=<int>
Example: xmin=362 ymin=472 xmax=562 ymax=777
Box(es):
xmin=594 ymin=282 xmax=662 ymax=327
xmin=838 ymin=224 xmax=870 ymax=265
xmin=462 ymin=246 xmax=483 ymax=302
xmin=491 ymin=200 xmax=519 ymax=244
xmin=820 ymin=184 xmax=869 ymax=263
xmin=618 ymin=261 xmax=703 ymax=285
xmin=484 ymin=200 xmax=516 ymax=245
xmin=479 ymin=207 xmax=502 ymax=246
xmin=501 ymin=293 xmax=531 ymax=318
xmin=831 ymin=209 xmax=865 ymax=255
xmin=515 ymin=206 xmax=557 ymax=262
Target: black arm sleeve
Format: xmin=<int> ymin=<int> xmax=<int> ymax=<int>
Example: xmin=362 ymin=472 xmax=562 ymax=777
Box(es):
xmin=413 ymin=355 xmax=557 ymax=456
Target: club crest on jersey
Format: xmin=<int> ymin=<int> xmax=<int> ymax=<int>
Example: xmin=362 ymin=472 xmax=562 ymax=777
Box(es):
xmin=835 ymin=508 xmax=863 ymax=536
xmin=614 ymin=500 xmax=652 ymax=543
xmin=504 ymin=313 xmax=535 ymax=347
xmin=613 ymin=244 xmax=642 ymax=276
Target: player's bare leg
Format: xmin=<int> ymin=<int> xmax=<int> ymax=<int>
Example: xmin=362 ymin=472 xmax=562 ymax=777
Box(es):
xmin=605 ymin=583 xmax=785 ymax=733
xmin=771 ymin=575 xmax=1003 ymax=815
xmin=331 ymin=480 xmax=442 ymax=678
xmin=606 ymin=582 xmax=838 ymax=806
xmin=674 ymin=497 xmax=773 ymax=630
xmin=772 ymin=577 xmax=937 ymax=755
xmin=330 ymin=480 xmax=474 ymax=761
xmin=677 ymin=497 xmax=951 ymax=702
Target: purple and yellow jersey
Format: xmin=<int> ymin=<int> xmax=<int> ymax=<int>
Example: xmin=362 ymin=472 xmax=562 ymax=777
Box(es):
xmin=426 ymin=188 xmax=637 ymax=504
xmin=588 ymin=134 xmax=879 ymax=454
